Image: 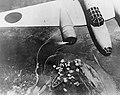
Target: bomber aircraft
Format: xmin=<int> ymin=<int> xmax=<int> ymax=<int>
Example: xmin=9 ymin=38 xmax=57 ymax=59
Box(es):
xmin=0 ymin=0 xmax=120 ymax=94
xmin=0 ymin=0 xmax=119 ymax=56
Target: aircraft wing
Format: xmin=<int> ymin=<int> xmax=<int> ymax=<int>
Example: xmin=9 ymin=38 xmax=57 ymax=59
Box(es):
xmin=0 ymin=0 xmax=115 ymax=27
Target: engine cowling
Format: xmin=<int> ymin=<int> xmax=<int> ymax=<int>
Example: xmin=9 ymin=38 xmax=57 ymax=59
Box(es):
xmin=59 ymin=8 xmax=77 ymax=45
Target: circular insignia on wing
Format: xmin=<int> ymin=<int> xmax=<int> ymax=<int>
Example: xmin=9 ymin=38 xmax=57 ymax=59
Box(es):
xmin=5 ymin=12 xmax=22 ymax=23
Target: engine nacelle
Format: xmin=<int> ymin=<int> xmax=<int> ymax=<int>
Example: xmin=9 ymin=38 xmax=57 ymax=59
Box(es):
xmin=59 ymin=8 xmax=77 ymax=45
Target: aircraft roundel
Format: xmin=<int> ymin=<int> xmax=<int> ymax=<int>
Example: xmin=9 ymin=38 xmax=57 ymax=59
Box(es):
xmin=5 ymin=12 xmax=22 ymax=23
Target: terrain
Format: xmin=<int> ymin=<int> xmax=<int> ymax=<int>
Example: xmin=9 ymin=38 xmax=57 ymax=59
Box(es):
xmin=0 ymin=0 xmax=120 ymax=95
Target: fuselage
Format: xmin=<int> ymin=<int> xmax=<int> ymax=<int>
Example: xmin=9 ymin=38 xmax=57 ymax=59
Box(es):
xmin=59 ymin=0 xmax=112 ymax=56
xmin=78 ymin=0 xmax=112 ymax=56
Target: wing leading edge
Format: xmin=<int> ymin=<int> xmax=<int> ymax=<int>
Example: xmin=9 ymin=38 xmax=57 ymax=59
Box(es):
xmin=0 ymin=0 xmax=115 ymax=27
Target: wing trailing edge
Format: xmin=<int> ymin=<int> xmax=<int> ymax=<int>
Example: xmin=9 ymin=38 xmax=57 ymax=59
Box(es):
xmin=0 ymin=0 xmax=115 ymax=27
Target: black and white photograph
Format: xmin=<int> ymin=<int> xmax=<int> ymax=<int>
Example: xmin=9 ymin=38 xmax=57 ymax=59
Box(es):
xmin=0 ymin=0 xmax=120 ymax=95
